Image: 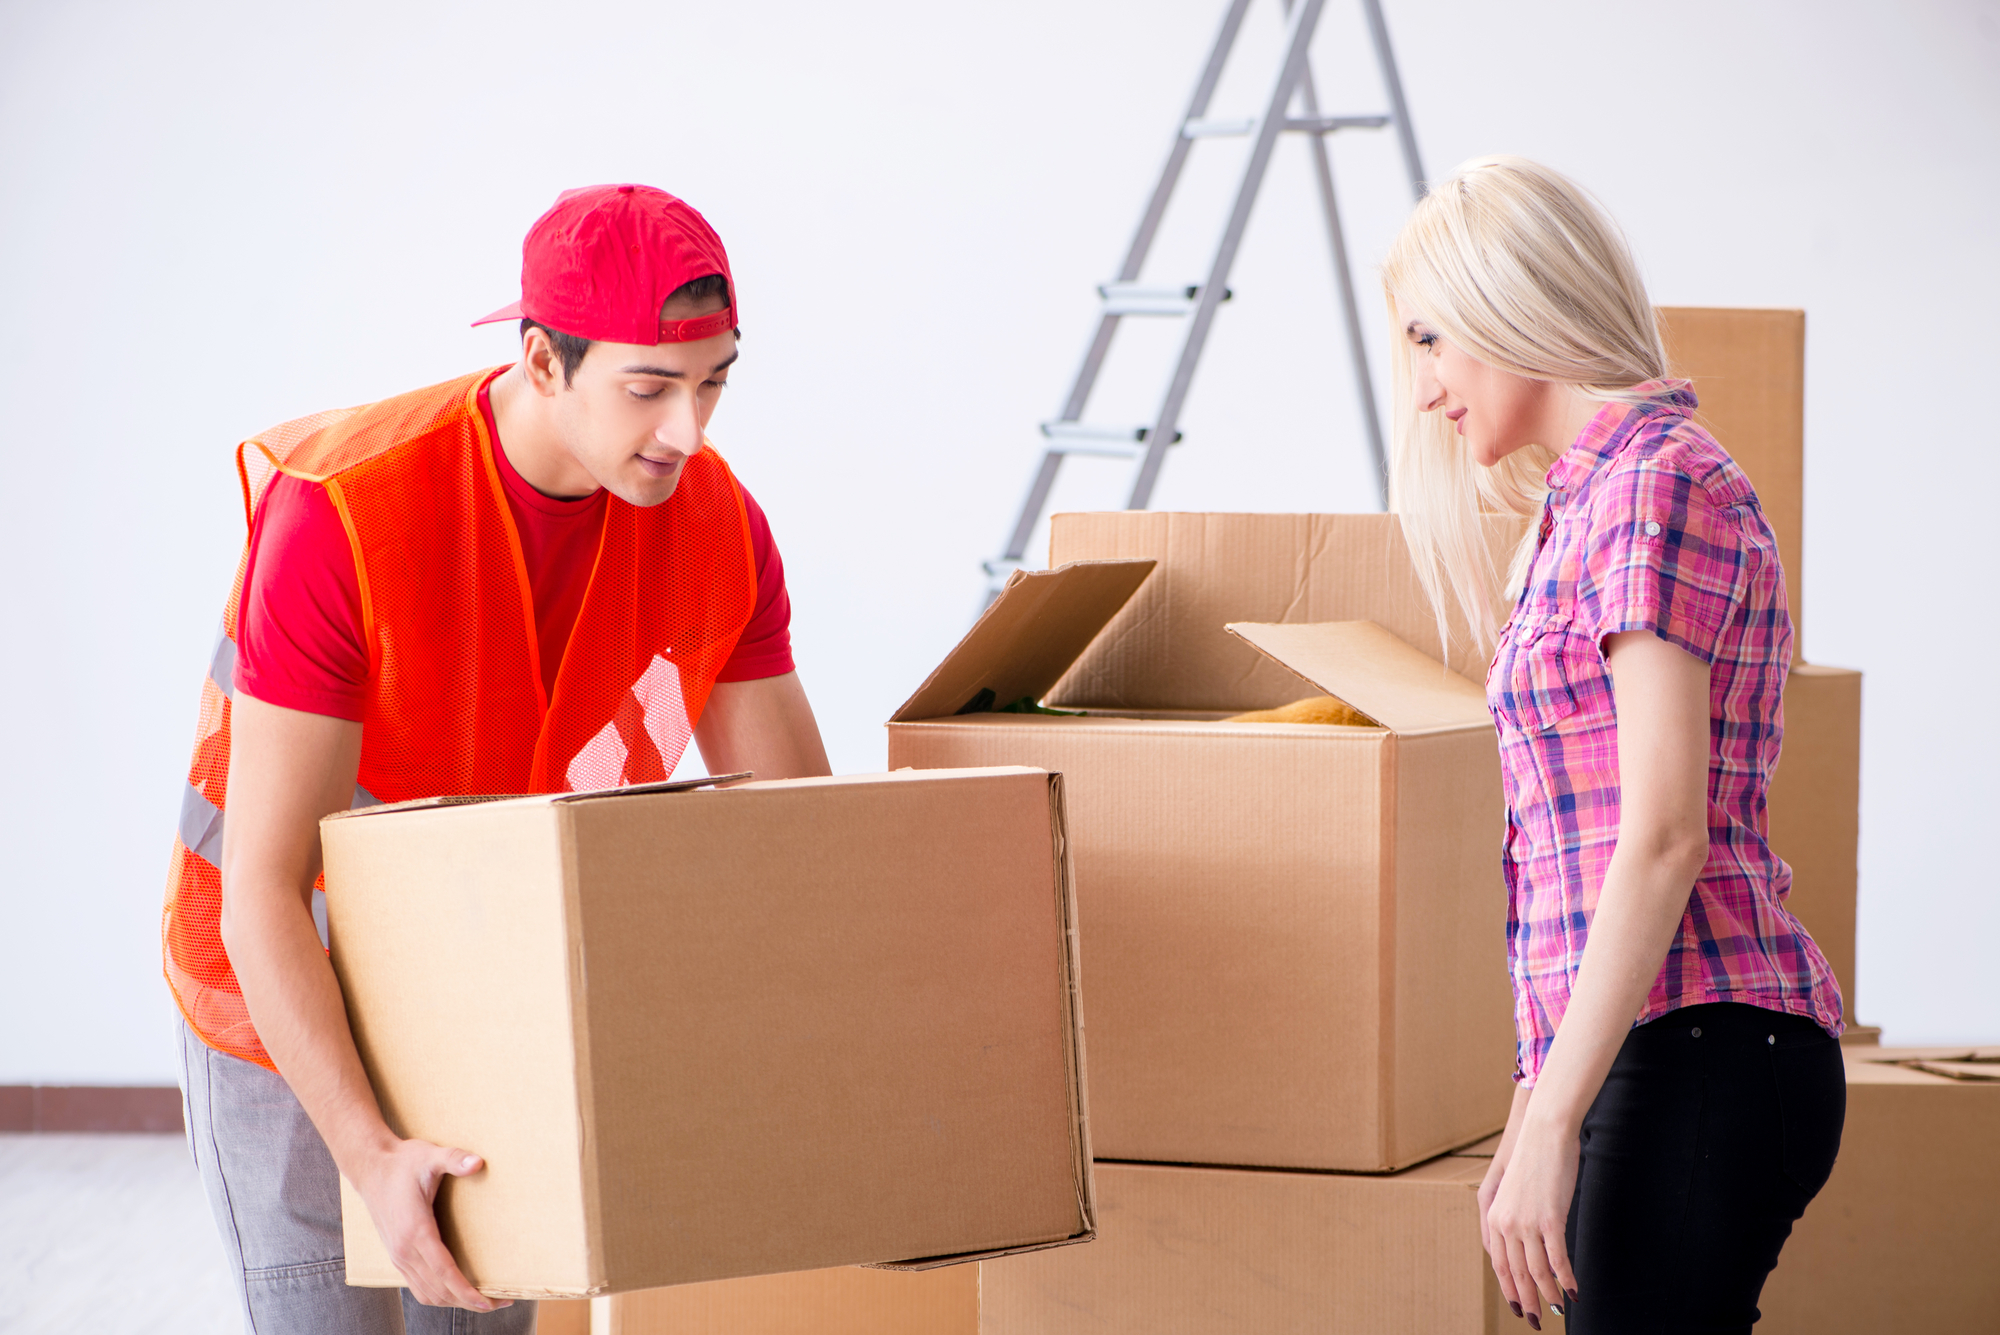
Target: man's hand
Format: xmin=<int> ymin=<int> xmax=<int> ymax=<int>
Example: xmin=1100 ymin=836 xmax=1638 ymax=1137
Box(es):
xmin=354 ymin=1138 xmax=510 ymax=1312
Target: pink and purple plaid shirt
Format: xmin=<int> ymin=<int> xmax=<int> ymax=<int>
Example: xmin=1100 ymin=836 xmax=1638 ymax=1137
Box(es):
xmin=1488 ymin=382 xmax=1844 ymax=1085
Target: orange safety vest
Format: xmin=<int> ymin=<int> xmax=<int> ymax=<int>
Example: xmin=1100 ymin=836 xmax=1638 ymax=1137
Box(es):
xmin=163 ymin=368 xmax=757 ymax=1069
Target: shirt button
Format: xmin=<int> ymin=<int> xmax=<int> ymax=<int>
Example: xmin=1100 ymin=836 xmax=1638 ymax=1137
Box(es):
xmin=1768 ymin=1034 xmax=1776 ymax=1045
xmin=1644 ymin=520 xmax=1662 ymax=536
xmin=1691 ymin=1026 xmax=1703 ymax=1038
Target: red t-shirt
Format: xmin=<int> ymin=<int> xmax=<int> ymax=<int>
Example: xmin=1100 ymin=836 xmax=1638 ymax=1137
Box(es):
xmin=234 ymin=376 xmax=794 ymax=721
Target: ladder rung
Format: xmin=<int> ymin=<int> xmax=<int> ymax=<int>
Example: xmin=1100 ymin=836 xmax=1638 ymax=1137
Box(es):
xmin=1097 ymin=282 xmax=1234 ymax=317
xmin=1039 ymin=421 xmax=1185 ymax=449
xmin=1183 ymin=114 xmax=1391 ymax=139
xmin=1182 ymin=115 xmax=1257 ymax=138
xmin=1287 ymin=114 xmax=1390 ymax=133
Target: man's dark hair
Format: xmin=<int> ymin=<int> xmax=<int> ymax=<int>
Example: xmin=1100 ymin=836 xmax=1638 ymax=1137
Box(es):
xmin=520 ymin=274 xmax=734 ymax=386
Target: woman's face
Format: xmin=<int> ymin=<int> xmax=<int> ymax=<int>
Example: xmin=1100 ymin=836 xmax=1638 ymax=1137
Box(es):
xmin=1395 ymin=299 xmax=1569 ymax=467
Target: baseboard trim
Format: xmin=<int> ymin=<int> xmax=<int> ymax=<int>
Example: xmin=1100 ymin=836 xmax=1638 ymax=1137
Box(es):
xmin=0 ymin=1086 xmax=184 ymax=1133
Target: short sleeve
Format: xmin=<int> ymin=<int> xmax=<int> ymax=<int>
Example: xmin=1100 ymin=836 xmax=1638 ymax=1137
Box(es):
xmin=1579 ymin=459 xmax=1746 ymax=665
xmin=234 ymin=473 xmax=371 ymax=720
xmin=715 ymin=487 xmax=796 ymax=682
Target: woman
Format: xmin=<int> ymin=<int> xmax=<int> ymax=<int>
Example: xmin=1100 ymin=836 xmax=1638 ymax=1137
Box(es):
xmin=1380 ymin=155 xmax=1846 ymax=1334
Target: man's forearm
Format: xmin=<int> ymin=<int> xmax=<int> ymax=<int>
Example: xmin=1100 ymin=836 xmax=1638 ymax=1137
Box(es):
xmin=224 ymin=888 xmax=397 ymax=1171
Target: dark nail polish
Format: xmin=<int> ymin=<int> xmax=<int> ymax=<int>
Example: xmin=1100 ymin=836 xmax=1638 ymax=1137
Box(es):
xmin=1551 ymin=1303 xmax=1565 ymax=1317
xmin=1510 ymin=1301 xmax=1523 ymax=1318
xmin=1528 ymin=1316 xmax=1543 ymax=1332
xmin=1567 ymin=1288 xmax=1579 ymax=1304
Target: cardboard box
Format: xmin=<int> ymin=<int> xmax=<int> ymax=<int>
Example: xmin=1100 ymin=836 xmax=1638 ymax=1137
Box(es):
xmin=594 ymin=1263 xmax=979 ymax=1335
xmin=1657 ymin=307 xmax=1804 ymax=660
xmin=1754 ymin=1047 xmax=2000 ymax=1333
xmin=886 ymin=554 xmax=1515 ymax=1172
xmin=1044 ymin=512 xmax=1515 ymax=712
xmin=1767 ymin=664 xmax=1861 ymax=1023
xmin=1048 ymin=509 xmax=1865 ymax=1026
xmin=979 ymin=1140 xmax=1525 ymax=1334
xmin=321 ymin=769 xmax=1094 ymax=1299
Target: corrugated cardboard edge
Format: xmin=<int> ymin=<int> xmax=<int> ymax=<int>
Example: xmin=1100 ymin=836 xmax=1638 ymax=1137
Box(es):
xmin=1374 ymin=727 xmax=1398 ymax=1173
xmin=322 ymin=774 xmax=754 ymax=824
xmin=867 ymin=771 xmax=1098 ymax=1270
xmin=558 ymin=803 xmax=610 ymax=1298
xmin=1222 ymin=621 xmax=1490 ymax=735
xmin=888 ymin=560 xmax=1156 ymax=724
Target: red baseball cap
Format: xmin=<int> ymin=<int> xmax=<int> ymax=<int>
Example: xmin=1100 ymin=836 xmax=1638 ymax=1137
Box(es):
xmin=472 ymin=184 xmax=737 ymax=344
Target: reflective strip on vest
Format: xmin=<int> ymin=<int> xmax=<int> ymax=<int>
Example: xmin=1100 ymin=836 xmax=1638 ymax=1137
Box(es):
xmin=208 ymin=627 xmax=236 ymax=700
xmin=179 ymin=779 xmax=379 ymax=949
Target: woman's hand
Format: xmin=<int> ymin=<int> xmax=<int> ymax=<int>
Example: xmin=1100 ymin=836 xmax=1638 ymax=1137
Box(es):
xmin=1484 ymin=1111 xmax=1579 ymax=1328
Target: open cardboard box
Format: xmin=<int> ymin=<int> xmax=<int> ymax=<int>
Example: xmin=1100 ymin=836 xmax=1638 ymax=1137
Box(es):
xmin=1048 ymin=511 xmax=1866 ymax=1028
xmin=322 ymin=768 xmax=1094 ymax=1299
xmin=886 ymin=557 xmax=1514 ymax=1172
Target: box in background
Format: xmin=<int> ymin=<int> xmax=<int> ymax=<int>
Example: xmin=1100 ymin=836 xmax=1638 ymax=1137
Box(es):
xmin=979 ymin=1139 xmax=1528 ymax=1335
xmin=887 ymin=553 xmax=1514 ymax=1172
xmin=1657 ymin=306 xmax=1804 ymax=661
xmin=323 ymin=769 xmax=1093 ymax=1299
xmin=1755 ymin=1046 xmax=2000 ymax=1333
xmin=1768 ymin=665 xmax=1861 ymax=1023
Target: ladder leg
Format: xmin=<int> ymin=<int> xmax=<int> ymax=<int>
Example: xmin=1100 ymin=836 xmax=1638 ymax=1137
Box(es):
xmin=1130 ymin=0 xmax=1329 ymax=510
xmin=1060 ymin=0 xmax=1254 ymax=423
xmin=989 ymin=0 xmax=1256 ymax=594
xmin=1359 ymin=0 xmax=1426 ymax=198
xmin=1294 ymin=62 xmax=1389 ymax=509
xmin=997 ymin=449 xmax=1067 ymax=569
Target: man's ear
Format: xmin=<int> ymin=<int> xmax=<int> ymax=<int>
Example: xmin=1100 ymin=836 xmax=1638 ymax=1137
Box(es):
xmin=521 ymin=326 xmax=565 ymax=397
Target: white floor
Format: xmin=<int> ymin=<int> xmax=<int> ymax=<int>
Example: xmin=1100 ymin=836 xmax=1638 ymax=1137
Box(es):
xmin=0 ymin=1133 xmax=242 ymax=1334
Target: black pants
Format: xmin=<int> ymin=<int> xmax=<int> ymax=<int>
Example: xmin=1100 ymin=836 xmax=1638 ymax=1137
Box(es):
xmin=1561 ymin=1002 xmax=1845 ymax=1334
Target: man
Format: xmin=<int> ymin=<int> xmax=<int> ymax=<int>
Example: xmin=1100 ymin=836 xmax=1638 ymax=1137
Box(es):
xmin=164 ymin=184 xmax=831 ymax=1332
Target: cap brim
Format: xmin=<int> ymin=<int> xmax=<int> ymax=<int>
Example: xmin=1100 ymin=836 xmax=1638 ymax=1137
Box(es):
xmin=470 ymin=300 xmax=524 ymax=327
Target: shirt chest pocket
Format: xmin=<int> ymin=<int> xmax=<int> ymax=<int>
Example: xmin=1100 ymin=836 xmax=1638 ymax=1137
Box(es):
xmin=1489 ymin=613 xmax=1582 ymax=735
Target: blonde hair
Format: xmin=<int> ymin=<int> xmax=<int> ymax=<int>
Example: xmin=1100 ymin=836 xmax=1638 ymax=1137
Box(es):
xmin=1381 ymin=155 xmax=1670 ymax=654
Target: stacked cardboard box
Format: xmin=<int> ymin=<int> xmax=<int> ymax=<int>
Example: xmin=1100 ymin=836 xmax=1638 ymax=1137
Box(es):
xmin=324 ymin=768 xmax=1094 ymax=1299
xmin=902 ymin=308 xmax=1888 ymax=1331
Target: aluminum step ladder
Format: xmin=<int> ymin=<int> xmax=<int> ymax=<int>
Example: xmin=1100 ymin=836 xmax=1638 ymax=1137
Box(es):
xmin=985 ymin=0 xmax=1425 ymax=595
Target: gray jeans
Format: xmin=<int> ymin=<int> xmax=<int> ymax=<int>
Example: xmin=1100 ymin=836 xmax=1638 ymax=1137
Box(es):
xmin=178 ymin=1021 xmax=538 ymax=1335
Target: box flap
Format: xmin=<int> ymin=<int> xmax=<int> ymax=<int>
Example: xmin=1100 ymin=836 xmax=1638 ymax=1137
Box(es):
xmin=1224 ymin=621 xmax=1490 ymax=733
xmin=890 ymin=560 xmax=1156 ymax=723
xmin=322 ymin=773 xmax=751 ymax=821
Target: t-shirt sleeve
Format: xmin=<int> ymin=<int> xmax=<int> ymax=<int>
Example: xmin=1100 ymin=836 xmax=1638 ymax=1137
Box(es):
xmin=233 ymin=473 xmax=371 ymax=720
xmin=716 ymin=486 xmax=796 ymax=683
xmin=1581 ymin=459 xmax=1747 ymax=665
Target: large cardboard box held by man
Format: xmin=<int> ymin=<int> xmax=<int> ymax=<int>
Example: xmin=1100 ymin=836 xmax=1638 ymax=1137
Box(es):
xmin=590 ymin=1263 xmax=980 ymax=1335
xmin=885 ymin=545 xmax=1516 ymax=1172
xmin=320 ymin=768 xmax=1094 ymax=1299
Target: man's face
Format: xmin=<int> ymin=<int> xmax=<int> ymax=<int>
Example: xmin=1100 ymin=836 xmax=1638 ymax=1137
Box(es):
xmin=546 ymin=292 xmax=737 ymax=506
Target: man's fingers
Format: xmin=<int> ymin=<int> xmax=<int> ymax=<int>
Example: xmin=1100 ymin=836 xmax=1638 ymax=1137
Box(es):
xmin=411 ymin=1228 xmax=506 ymax=1312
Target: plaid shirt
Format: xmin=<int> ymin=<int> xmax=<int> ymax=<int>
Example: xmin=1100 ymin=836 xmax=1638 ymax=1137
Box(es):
xmin=1488 ymin=383 xmax=1844 ymax=1085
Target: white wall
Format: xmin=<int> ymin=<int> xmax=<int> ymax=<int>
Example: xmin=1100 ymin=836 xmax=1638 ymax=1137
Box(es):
xmin=2 ymin=0 xmax=1993 ymax=1083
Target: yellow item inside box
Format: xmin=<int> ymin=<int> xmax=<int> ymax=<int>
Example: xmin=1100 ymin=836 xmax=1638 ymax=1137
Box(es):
xmin=1223 ymin=695 xmax=1376 ymax=727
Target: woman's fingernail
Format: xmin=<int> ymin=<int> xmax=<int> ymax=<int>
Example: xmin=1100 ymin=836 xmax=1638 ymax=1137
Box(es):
xmin=1566 ymin=1288 xmax=1579 ymax=1304
xmin=1527 ymin=1316 xmax=1542 ymax=1332
xmin=1551 ymin=1303 xmax=1564 ymax=1316
xmin=1510 ymin=1302 xmax=1523 ymax=1318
